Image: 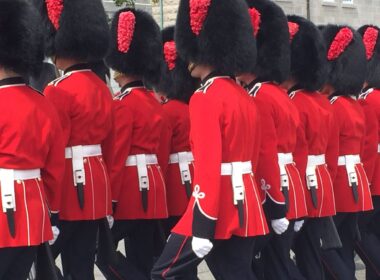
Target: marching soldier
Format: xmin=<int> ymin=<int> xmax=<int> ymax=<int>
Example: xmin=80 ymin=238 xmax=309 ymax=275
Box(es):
xmin=0 ymin=0 xmax=65 ymax=278
xmin=355 ymin=24 xmax=380 ymax=280
xmin=282 ymin=15 xmax=336 ymax=280
xmin=34 ymin=0 xmax=115 ymax=279
xmin=236 ymin=0 xmax=308 ymax=278
xmin=105 ymin=8 xmax=169 ymax=279
xmin=320 ymin=25 xmax=373 ymax=280
xmin=151 ymin=0 xmax=269 ymax=278
xmin=156 ymin=26 xmax=198 ymax=235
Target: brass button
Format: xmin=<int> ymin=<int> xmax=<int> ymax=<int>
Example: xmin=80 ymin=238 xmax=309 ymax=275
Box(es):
xmin=83 ymin=158 xmax=87 ymax=163
xmin=16 ymin=180 xmax=21 ymax=184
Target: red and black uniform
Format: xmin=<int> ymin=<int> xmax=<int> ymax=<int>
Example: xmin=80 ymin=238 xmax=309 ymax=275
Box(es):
xmin=0 ymin=77 xmax=65 ymax=277
xmin=152 ymin=76 xmax=269 ymax=279
xmin=109 ymin=81 xmax=169 ymax=278
xmin=291 ymin=89 xmax=336 ymax=218
xmin=43 ymin=64 xmax=115 ymax=278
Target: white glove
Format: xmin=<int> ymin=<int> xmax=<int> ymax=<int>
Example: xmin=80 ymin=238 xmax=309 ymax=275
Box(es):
xmin=107 ymin=215 xmax=114 ymax=229
xmin=191 ymin=237 xmax=213 ymax=258
xmin=49 ymin=226 xmax=60 ymax=245
xmin=271 ymin=218 xmax=290 ymax=235
xmin=294 ymin=220 xmax=304 ymax=232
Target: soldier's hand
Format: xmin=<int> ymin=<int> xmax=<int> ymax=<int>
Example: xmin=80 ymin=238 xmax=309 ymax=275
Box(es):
xmin=49 ymin=226 xmax=60 ymax=245
xmin=271 ymin=217 xmax=289 ymax=235
xmin=294 ymin=220 xmax=304 ymax=232
xmin=192 ymin=236 xmax=213 ymax=258
xmin=107 ymin=215 xmax=114 ymax=229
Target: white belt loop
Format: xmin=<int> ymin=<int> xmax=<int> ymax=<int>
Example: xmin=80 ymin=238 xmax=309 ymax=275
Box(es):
xmin=306 ymin=154 xmax=326 ymax=190
xmin=136 ymin=154 xmax=149 ymax=191
xmin=231 ymin=162 xmax=245 ymax=205
xmin=71 ymin=145 xmax=86 ymax=187
xmin=177 ymin=152 xmax=193 ymax=184
xmin=338 ymin=155 xmax=360 ymax=188
xmin=1 ymin=169 xmax=16 ymax=213
xmin=278 ymin=153 xmax=293 ymax=189
xmin=378 ymin=144 xmax=380 ymax=153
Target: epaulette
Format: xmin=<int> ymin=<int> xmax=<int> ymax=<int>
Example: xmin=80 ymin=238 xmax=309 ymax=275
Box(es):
xmin=48 ymin=72 xmax=72 ymax=87
xmin=359 ymin=88 xmax=374 ymax=100
xmin=248 ymin=83 xmax=262 ymax=97
xmin=114 ymin=88 xmax=131 ymax=101
xmin=330 ymin=96 xmax=340 ymax=104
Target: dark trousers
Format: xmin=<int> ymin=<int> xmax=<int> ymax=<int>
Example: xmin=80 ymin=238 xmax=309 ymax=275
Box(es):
xmin=322 ymin=213 xmax=358 ymax=280
xmin=51 ymin=220 xmax=100 ymax=280
xmin=111 ymin=219 xmax=158 ymax=279
xmin=355 ymin=197 xmax=380 ymax=280
xmin=152 ymin=233 xmax=257 ymax=280
xmin=262 ymin=221 xmax=305 ymax=280
xmin=293 ymin=218 xmax=325 ymax=280
xmin=0 ymin=246 xmax=37 ymax=280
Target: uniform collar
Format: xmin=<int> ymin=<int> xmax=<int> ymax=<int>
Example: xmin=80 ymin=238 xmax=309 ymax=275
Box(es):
xmin=120 ymin=80 xmax=145 ymax=94
xmin=64 ymin=63 xmax=91 ymax=74
xmin=201 ymin=72 xmax=231 ymax=86
xmin=0 ymin=77 xmax=27 ymax=88
xmin=287 ymin=84 xmax=304 ymax=95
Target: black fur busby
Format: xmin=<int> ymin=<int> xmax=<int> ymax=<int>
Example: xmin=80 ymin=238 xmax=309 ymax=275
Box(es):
xmin=175 ymin=0 xmax=257 ymax=75
xmin=358 ymin=25 xmax=380 ymax=88
xmin=106 ymin=8 xmax=162 ymax=86
xmin=33 ymin=0 xmax=109 ymax=61
xmin=321 ymin=25 xmax=367 ymax=96
xmin=245 ymin=0 xmax=290 ymax=83
xmin=157 ymin=26 xmax=197 ymax=103
xmin=287 ymin=15 xmax=327 ymax=91
xmin=0 ymin=0 xmax=44 ymax=76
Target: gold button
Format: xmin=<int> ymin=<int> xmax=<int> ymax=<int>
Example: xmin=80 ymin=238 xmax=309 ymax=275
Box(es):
xmin=16 ymin=180 xmax=21 ymax=184
xmin=38 ymin=178 xmax=42 ymax=181
xmin=83 ymin=158 xmax=87 ymax=163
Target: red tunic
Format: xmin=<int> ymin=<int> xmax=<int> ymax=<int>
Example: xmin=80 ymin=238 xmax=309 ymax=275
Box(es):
xmin=291 ymin=90 xmax=336 ymax=218
xmin=44 ymin=65 xmax=114 ymax=221
xmin=359 ymin=88 xmax=380 ymax=196
xmin=327 ymin=96 xmax=373 ymax=212
xmin=110 ymin=82 xmax=168 ymax=220
xmin=250 ymin=82 xmax=308 ymax=221
xmin=173 ymin=76 xmax=269 ymax=240
xmin=0 ymin=77 xmax=65 ymax=247
xmin=162 ymin=100 xmax=194 ymax=217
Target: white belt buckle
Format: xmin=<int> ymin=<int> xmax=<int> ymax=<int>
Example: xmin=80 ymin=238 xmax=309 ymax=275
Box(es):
xmin=345 ymin=155 xmax=358 ymax=187
xmin=71 ymin=145 xmax=86 ymax=186
xmin=178 ymin=152 xmax=192 ymax=184
xmin=136 ymin=155 xmax=149 ymax=191
xmin=0 ymin=169 xmax=16 ymax=212
xmin=231 ymin=162 xmax=245 ymax=205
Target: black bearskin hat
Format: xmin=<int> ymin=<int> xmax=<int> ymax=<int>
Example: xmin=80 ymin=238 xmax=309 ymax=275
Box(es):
xmin=245 ymin=0 xmax=290 ymax=83
xmin=287 ymin=15 xmax=327 ymax=91
xmin=157 ymin=26 xmax=197 ymax=103
xmin=106 ymin=8 xmax=162 ymax=86
xmin=175 ymin=0 xmax=257 ymax=75
xmin=34 ymin=0 xmax=109 ymax=61
xmin=358 ymin=25 xmax=380 ymax=88
xmin=321 ymin=25 xmax=367 ymax=96
xmin=0 ymin=0 xmax=44 ymax=76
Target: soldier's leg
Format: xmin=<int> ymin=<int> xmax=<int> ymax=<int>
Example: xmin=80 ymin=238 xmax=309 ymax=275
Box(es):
xmin=151 ymin=233 xmax=201 ymax=280
xmin=0 ymin=246 xmax=37 ymax=279
xmin=252 ymin=234 xmax=271 ymax=280
xmin=64 ymin=220 xmax=99 ymax=280
xmin=205 ymin=236 xmax=257 ymax=280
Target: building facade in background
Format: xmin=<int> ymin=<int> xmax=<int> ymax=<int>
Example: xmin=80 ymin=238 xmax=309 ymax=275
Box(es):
xmin=103 ymin=0 xmax=380 ymax=28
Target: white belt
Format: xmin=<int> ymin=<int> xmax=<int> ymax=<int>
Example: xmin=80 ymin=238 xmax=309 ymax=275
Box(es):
xmin=221 ymin=161 xmax=252 ymax=205
xmin=278 ymin=153 xmax=293 ymax=189
xmin=378 ymin=144 xmax=380 ymax=153
xmin=338 ymin=155 xmax=360 ymax=188
xmin=65 ymin=144 xmax=102 ymax=187
xmin=169 ymin=152 xmax=193 ymax=185
xmin=306 ymin=154 xmax=326 ymax=190
xmin=1 ymin=168 xmax=41 ymax=213
xmin=126 ymin=154 xmax=158 ymax=191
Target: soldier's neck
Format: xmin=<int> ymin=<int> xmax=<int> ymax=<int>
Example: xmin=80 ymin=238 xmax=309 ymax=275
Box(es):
xmin=55 ymin=57 xmax=87 ymax=71
xmin=0 ymin=68 xmax=20 ymax=81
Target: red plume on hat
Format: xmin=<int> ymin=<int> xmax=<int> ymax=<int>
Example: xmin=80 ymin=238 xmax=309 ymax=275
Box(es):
xmin=164 ymin=41 xmax=177 ymax=70
xmin=117 ymin=11 xmax=136 ymax=53
xmin=327 ymin=27 xmax=353 ymax=61
xmin=288 ymin=22 xmax=299 ymax=42
xmin=248 ymin=8 xmax=261 ymax=37
xmin=45 ymin=0 xmax=63 ymax=30
xmin=189 ymin=0 xmax=211 ymax=36
xmin=362 ymin=27 xmax=379 ymax=60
